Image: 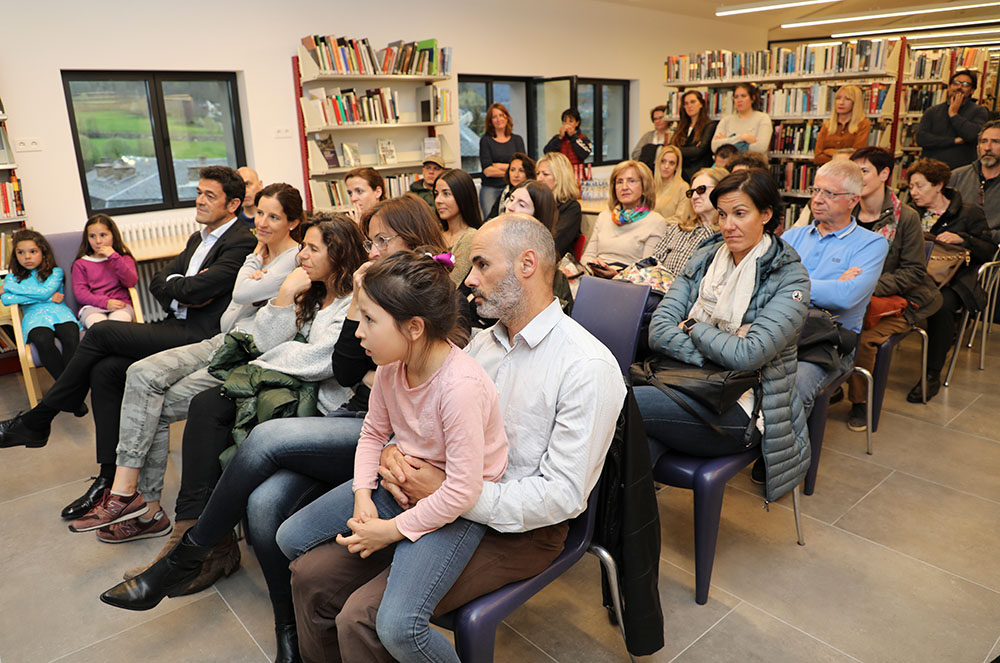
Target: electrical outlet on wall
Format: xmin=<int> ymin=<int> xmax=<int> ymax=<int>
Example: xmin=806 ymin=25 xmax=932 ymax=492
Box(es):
xmin=14 ymin=137 xmax=42 ymax=152
xmin=273 ymin=128 xmax=292 ymax=139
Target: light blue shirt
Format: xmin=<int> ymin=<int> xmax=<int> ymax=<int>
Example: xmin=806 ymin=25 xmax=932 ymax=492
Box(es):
xmin=166 ymin=216 xmax=238 ymax=319
xmin=782 ymin=219 xmax=889 ymax=333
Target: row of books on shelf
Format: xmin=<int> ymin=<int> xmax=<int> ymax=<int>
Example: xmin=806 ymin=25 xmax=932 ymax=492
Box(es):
xmin=0 ymin=325 xmax=15 ymax=353
xmin=770 ymin=162 xmax=818 ymax=194
xmin=312 ymin=136 xmax=444 ymax=171
xmin=664 ymin=39 xmax=896 ymax=84
xmin=0 ymin=175 xmax=24 ymax=217
xmin=763 ymin=81 xmax=892 ymax=118
xmin=781 ymin=202 xmax=808 ymax=230
xmin=300 ymin=85 xmax=449 ymax=129
xmin=908 ymin=50 xmax=949 ymax=82
xmin=300 ymin=35 xmax=451 ymax=77
xmin=310 ymin=172 xmax=424 ymax=209
xmin=900 ymin=85 xmax=946 ymax=114
xmin=768 ymin=120 xmax=891 ymax=157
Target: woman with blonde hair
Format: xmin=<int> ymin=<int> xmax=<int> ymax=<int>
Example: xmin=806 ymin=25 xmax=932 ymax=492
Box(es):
xmin=649 ymin=166 xmax=728 ymax=275
xmin=478 ymin=102 xmax=526 ymax=218
xmin=813 ymin=84 xmax=871 ymax=166
xmin=536 ymin=151 xmax=582 ymax=257
xmin=581 ymin=159 xmax=666 ymax=278
xmin=653 ymin=145 xmax=690 ymax=221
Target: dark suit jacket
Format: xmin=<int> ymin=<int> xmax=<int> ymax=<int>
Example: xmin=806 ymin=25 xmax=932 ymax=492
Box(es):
xmin=148 ymin=218 xmax=256 ymax=342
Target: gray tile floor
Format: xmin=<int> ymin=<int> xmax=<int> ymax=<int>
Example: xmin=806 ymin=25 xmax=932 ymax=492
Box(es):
xmin=1 ymin=333 xmax=999 ymax=662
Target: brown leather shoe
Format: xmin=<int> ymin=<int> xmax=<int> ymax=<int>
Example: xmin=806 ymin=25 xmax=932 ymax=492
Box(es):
xmin=123 ymin=518 xmax=196 ymax=580
xmin=171 ymin=530 xmax=242 ymax=596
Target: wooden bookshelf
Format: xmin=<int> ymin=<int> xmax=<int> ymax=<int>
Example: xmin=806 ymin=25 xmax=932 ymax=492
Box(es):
xmin=0 ymin=107 xmax=28 ymax=375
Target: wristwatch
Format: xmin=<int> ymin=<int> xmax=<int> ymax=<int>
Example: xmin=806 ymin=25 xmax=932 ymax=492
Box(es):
xmin=682 ymin=317 xmax=697 ymax=333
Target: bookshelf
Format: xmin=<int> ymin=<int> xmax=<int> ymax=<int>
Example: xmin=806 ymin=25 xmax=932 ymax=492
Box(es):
xmin=0 ymin=98 xmax=29 ymax=374
xmin=293 ymin=34 xmax=456 ymax=213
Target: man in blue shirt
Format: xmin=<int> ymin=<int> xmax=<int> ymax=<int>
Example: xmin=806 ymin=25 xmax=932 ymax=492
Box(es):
xmin=782 ymin=160 xmax=889 ymax=419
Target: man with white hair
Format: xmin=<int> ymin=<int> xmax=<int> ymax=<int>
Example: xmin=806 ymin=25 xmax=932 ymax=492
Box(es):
xmin=236 ymin=166 xmax=264 ymax=228
xmin=781 ymin=160 xmax=889 ymax=426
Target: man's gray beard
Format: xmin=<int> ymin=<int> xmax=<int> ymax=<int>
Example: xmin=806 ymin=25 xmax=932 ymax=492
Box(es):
xmin=474 ymin=268 xmax=525 ymax=322
xmin=981 ymin=153 xmax=999 ymax=169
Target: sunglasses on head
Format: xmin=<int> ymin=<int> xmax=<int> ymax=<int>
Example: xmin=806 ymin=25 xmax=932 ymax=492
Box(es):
xmin=686 ymin=185 xmax=711 ymax=198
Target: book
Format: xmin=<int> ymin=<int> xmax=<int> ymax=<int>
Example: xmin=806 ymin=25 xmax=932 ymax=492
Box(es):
xmin=377 ymin=139 xmax=398 ymax=165
xmin=423 ymin=137 xmax=442 ymax=159
xmin=341 ymin=142 xmax=361 ymax=167
xmin=316 ymin=136 xmax=340 ymax=169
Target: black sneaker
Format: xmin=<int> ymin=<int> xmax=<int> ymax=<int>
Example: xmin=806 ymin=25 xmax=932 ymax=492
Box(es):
xmin=74 ymin=403 xmax=89 ymax=418
xmin=750 ymin=457 xmax=765 ymax=485
xmin=906 ymin=373 xmax=941 ymax=403
xmin=847 ymin=403 xmax=867 ymax=432
xmin=0 ymin=412 xmax=50 ymax=448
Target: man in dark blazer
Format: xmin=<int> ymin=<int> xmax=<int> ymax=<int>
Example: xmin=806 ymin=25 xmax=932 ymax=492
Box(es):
xmin=0 ymin=165 xmax=256 ymax=519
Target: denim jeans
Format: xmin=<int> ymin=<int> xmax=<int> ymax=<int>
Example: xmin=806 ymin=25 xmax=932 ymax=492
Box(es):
xmin=633 ymin=384 xmax=761 ymax=466
xmin=277 ymin=481 xmax=485 ymax=663
xmin=186 ymin=414 xmax=363 ymax=604
xmin=796 ymin=348 xmax=857 ymax=416
xmin=478 ymin=184 xmax=503 ymax=220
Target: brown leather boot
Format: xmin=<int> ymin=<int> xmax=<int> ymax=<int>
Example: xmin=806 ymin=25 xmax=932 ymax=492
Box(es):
xmin=171 ymin=529 xmax=242 ymax=596
xmin=123 ymin=519 xmax=196 ymax=580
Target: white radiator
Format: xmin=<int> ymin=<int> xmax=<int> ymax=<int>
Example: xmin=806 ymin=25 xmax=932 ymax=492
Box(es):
xmin=118 ymin=215 xmax=201 ymax=323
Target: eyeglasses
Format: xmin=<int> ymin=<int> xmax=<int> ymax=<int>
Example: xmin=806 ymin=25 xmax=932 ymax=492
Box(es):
xmin=686 ymin=184 xmax=713 ymax=198
xmin=616 ymin=178 xmax=641 ymax=186
xmin=808 ymin=187 xmax=855 ymax=200
xmin=363 ymin=234 xmax=398 ymax=252
xmin=951 ymin=80 xmax=974 ymax=88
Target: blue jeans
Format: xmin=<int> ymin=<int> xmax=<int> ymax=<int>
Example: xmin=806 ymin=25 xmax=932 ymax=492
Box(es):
xmin=796 ymin=348 xmax=857 ymax=416
xmin=277 ymin=481 xmax=485 ymax=663
xmin=634 ymin=384 xmax=761 ymax=466
xmin=478 ymin=184 xmax=502 ymax=220
xmin=186 ymin=413 xmax=363 ymax=604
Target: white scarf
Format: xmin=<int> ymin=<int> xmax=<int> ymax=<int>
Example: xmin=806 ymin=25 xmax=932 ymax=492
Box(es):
xmin=688 ymin=234 xmax=772 ymax=334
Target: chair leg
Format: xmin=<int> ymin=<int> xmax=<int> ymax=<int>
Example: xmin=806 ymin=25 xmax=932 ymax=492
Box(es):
xmin=944 ymin=311 xmax=969 ymax=387
xmin=792 ymin=484 xmax=805 ymax=546
xmin=914 ymin=327 xmax=929 ymax=403
xmin=454 ymin=621 xmax=497 ymax=663
xmin=23 ymin=366 xmax=41 ymax=408
xmin=691 ymin=478 xmax=728 ymax=605
xmin=588 ymin=544 xmax=637 ymax=663
xmin=853 ymin=367 xmax=873 ymax=455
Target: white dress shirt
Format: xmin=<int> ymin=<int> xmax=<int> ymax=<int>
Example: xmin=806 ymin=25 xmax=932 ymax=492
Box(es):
xmin=464 ymin=298 xmax=626 ymax=532
xmin=166 ymin=216 xmax=238 ymax=319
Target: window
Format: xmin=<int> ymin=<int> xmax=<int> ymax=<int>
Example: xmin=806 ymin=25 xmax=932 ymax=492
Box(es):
xmin=459 ymin=74 xmax=629 ymax=174
xmin=62 ymin=71 xmax=246 ymax=215
xmin=458 ymin=76 xmax=529 ymax=174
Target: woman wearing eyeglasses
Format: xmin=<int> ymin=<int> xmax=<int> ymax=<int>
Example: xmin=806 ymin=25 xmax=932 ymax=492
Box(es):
xmin=648 ymin=167 xmax=729 ymax=276
xmin=581 ymin=159 xmax=666 ymax=279
xmin=636 ymin=169 xmax=811 ymax=503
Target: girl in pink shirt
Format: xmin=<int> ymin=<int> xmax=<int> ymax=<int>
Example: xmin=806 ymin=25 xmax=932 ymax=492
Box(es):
xmin=71 ymin=214 xmax=138 ymax=328
xmin=275 ymin=249 xmax=507 ymax=663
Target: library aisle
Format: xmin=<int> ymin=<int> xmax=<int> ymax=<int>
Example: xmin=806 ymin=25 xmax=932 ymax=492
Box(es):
xmin=1 ymin=334 xmax=999 ymax=662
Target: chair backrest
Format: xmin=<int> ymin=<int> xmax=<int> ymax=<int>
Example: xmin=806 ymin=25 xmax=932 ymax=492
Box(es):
xmin=46 ymin=231 xmax=85 ymax=314
xmin=571 ymin=276 xmax=651 ymax=375
xmin=924 ymin=240 xmax=934 ymax=265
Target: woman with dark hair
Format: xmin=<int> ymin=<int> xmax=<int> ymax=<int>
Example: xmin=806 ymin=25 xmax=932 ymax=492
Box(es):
xmin=506 ymin=179 xmax=558 ymax=229
xmin=905 ymin=157 xmax=993 ymax=401
xmin=543 ymin=107 xmax=593 ymax=166
xmin=712 ymin=83 xmax=772 ymax=155
xmin=435 ymin=168 xmax=483 ymax=285
xmin=636 ymin=169 xmax=812 ymax=503
xmin=673 ymin=90 xmax=718 ymax=182
xmin=344 ymin=167 xmax=386 ymax=225
xmin=487 ymin=152 xmax=535 ymax=220
xmin=478 ymin=102 xmax=526 ymax=218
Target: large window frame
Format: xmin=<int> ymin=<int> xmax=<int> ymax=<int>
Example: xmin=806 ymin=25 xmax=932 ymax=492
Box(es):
xmin=458 ymin=74 xmax=630 ymax=175
xmin=62 ymin=70 xmax=246 ymax=216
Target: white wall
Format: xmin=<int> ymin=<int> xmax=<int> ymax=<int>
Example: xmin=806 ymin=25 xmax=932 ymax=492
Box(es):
xmin=0 ymin=0 xmax=765 ymax=234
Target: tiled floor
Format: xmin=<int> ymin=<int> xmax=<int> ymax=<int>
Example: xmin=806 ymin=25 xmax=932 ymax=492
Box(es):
xmin=1 ymin=333 xmax=999 ymax=662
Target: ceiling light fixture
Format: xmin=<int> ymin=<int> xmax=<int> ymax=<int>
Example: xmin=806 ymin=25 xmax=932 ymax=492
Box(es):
xmin=781 ymin=1 xmax=1000 ymax=29
xmin=911 ymin=38 xmax=1000 ymax=49
xmin=907 ymin=27 xmax=1000 ymax=39
xmin=715 ymin=0 xmax=837 ymax=16
xmin=832 ymin=18 xmax=1000 ymax=38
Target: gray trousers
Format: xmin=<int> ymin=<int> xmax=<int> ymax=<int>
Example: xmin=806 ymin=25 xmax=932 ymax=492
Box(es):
xmin=116 ymin=334 xmax=225 ymax=501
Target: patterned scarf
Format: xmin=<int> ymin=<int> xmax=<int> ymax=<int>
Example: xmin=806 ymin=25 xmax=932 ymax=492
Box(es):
xmin=612 ymin=205 xmax=651 ymax=226
xmin=875 ymin=188 xmax=902 ymax=244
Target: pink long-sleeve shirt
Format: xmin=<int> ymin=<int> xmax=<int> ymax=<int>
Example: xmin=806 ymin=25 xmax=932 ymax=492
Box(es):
xmin=71 ymin=253 xmax=138 ymax=310
xmin=353 ymin=344 xmax=508 ymax=541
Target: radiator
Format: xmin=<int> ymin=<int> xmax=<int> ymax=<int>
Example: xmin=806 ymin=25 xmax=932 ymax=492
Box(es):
xmin=118 ymin=215 xmax=201 ymax=324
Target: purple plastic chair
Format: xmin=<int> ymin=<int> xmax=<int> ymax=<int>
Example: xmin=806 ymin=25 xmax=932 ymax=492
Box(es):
xmin=432 ymin=276 xmax=652 ymax=662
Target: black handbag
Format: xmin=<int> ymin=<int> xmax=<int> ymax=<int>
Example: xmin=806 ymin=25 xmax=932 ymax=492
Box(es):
xmin=630 ymin=354 xmax=762 ymax=446
xmin=797 ymin=307 xmax=858 ymax=372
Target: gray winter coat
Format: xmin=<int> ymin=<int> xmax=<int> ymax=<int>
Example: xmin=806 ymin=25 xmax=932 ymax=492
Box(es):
xmin=648 ymin=234 xmax=811 ymax=501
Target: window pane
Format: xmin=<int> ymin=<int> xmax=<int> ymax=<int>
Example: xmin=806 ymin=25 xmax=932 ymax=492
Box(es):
xmin=68 ymin=79 xmax=163 ymax=210
xmin=534 ymin=79 xmax=572 ymax=160
xmin=161 ymin=79 xmax=240 ymax=202
xmin=459 ymin=81 xmax=487 ymax=173
xmin=577 ymin=84 xmax=595 ymax=163
xmin=602 ymin=84 xmax=626 ymax=162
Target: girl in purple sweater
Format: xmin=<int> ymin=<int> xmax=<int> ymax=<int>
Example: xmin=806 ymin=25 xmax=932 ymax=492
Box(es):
xmin=71 ymin=214 xmax=138 ymax=327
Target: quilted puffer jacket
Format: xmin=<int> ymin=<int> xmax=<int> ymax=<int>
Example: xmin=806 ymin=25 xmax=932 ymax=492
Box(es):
xmin=648 ymin=234 xmax=811 ymax=501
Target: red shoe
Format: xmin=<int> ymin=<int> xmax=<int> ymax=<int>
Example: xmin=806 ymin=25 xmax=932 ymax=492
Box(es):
xmin=97 ymin=509 xmax=172 ymax=543
xmin=68 ymin=491 xmax=148 ymax=532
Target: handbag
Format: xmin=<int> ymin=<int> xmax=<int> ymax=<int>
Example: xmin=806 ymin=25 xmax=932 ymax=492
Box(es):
xmin=630 ymin=354 xmax=762 ymax=446
xmin=863 ymin=295 xmax=909 ymax=330
xmin=797 ymin=307 xmax=857 ymax=372
xmin=614 ymin=256 xmax=676 ymax=294
xmin=924 ymin=232 xmax=970 ymax=288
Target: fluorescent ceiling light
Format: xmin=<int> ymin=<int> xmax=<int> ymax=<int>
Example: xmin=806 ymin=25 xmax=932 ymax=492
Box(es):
xmin=833 ymin=18 xmax=1000 ymax=38
xmin=911 ymin=38 xmax=1000 ymax=49
xmin=907 ymin=27 xmax=1000 ymax=39
xmin=806 ymin=40 xmax=857 ymax=47
xmin=716 ymin=0 xmax=837 ymax=16
xmin=781 ymin=1 xmax=1000 ymax=28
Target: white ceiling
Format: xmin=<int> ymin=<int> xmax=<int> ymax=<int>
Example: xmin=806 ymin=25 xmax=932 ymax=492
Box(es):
xmin=593 ymin=0 xmax=1000 ymax=45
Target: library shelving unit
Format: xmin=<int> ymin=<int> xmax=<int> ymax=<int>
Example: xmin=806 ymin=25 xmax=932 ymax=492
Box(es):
xmin=292 ymin=35 xmax=456 ymax=213
xmin=0 ymin=99 xmax=29 ymax=373
xmin=663 ymin=39 xmax=906 ymax=205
